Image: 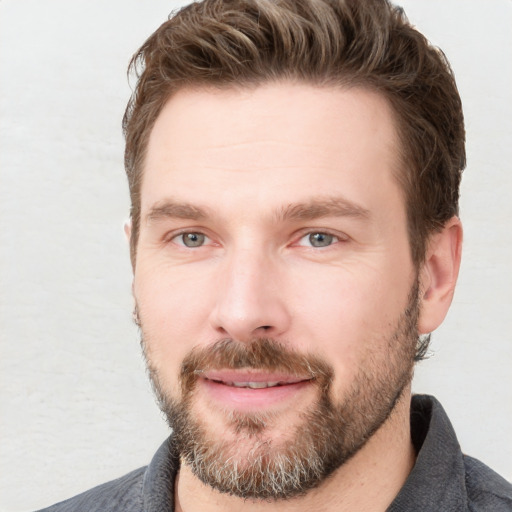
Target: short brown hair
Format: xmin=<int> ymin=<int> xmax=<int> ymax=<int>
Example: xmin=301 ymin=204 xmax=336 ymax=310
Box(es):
xmin=123 ymin=0 xmax=465 ymax=269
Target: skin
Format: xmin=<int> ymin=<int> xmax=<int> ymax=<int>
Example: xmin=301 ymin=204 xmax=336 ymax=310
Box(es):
xmin=129 ymin=83 xmax=462 ymax=511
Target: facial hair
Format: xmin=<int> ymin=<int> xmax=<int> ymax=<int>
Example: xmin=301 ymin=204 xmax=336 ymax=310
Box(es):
xmin=140 ymin=280 xmax=419 ymax=500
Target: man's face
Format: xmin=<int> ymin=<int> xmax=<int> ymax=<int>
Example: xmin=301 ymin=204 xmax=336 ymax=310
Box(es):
xmin=133 ymin=83 xmax=419 ymax=498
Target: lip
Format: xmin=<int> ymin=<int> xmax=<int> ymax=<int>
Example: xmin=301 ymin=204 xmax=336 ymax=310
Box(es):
xmin=201 ymin=370 xmax=310 ymax=384
xmin=197 ymin=370 xmax=314 ymax=411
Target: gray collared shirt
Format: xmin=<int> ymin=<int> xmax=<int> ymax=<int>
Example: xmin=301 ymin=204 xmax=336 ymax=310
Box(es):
xmin=37 ymin=395 xmax=512 ymax=511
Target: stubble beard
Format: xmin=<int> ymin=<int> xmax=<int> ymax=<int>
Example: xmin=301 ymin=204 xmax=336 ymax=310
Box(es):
xmin=140 ymin=281 xmax=419 ymax=501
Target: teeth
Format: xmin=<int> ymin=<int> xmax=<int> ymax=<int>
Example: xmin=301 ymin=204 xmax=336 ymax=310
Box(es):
xmin=230 ymin=381 xmax=280 ymax=389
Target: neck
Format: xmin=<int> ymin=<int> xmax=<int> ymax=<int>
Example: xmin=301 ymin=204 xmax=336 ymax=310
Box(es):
xmin=175 ymin=388 xmax=415 ymax=512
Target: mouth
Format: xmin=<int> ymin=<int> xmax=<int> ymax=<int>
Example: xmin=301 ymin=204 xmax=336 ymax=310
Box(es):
xmin=197 ymin=370 xmax=315 ymax=411
xmin=207 ymin=380 xmax=294 ymax=389
xmin=201 ymin=369 xmax=312 ymax=386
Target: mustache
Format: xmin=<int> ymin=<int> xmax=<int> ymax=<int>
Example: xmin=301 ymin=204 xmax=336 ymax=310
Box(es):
xmin=180 ymin=338 xmax=334 ymax=394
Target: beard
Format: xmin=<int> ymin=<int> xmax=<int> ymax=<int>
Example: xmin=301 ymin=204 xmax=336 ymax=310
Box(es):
xmin=140 ymin=280 xmax=419 ymax=501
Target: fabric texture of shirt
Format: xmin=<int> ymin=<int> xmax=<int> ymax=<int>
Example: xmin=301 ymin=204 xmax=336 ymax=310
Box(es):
xmin=36 ymin=395 xmax=512 ymax=511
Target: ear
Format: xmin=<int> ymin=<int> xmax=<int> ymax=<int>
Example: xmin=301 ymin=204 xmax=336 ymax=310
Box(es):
xmin=418 ymin=216 xmax=463 ymax=334
xmin=124 ymin=218 xmax=132 ymax=242
xmin=124 ymin=218 xmax=137 ymax=274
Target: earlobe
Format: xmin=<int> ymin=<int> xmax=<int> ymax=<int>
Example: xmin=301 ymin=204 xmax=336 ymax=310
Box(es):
xmin=418 ymin=216 xmax=463 ymax=335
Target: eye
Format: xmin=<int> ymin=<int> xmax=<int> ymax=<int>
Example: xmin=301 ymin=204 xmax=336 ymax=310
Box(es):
xmin=297 ymin=232 xmax=340 ymax=248
xmin=174 ymin=232 xmax=208 ymax=248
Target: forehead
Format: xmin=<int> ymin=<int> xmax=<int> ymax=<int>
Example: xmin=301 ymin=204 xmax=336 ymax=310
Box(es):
xmin=142 ymin=82 xmax=403 ymax=217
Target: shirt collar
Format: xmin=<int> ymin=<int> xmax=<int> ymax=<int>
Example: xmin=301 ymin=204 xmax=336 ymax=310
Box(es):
xmin=142 ymin=438 xmax=179 ymax=512
xmin=387 ymin=394 xmax=468 ymax=511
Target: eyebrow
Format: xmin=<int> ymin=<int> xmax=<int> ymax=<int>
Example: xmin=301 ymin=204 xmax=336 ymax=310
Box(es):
xmin=275 ymin=197 xmax=371 ymax=222
xmin=146 ymin=201 xmax=211 ymax=223
xmin=145 ymin=196 xmax=370 ymax=224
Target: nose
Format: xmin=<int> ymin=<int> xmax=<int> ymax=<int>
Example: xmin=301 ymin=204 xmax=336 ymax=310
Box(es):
xmin=208 ymin=247 xmax=291 ymax=343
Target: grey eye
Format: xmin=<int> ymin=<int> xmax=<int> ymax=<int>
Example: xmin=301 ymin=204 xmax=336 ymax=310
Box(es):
xmin=308 ymin=232 xmax=335 ymax=247
xmin=180 ymin=232 xmax=206 ymax=247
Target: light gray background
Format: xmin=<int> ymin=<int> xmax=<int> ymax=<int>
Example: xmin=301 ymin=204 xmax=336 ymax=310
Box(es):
xmin=0 ymin=1 xmax=511 ymax=510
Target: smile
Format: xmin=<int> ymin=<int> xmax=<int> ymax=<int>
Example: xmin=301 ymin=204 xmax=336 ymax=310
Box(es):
xmin=197 ymin=372 xmax=315 ymax=411
xmin=206 ymin=379 xmax=291 ymax=389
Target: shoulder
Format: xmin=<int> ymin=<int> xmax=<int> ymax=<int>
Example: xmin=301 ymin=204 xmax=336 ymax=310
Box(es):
xmin=464 ymin=455 xmax=512 ymax=511
xmin=32 ymin=437 xmax=178 ymax=512
xmin=34 ymin=466 xmax=146 ymax=512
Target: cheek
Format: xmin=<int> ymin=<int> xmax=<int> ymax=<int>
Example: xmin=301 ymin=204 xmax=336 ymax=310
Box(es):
xmin=291 ymin=261 xmax=413 ymax=383
xmin=134 ymin=265 xmax=215 ymax=389
xmin=296 ymin=263 xmax=407 ymax=332
xmin=136 ymin=258 xmax=213 ymax=323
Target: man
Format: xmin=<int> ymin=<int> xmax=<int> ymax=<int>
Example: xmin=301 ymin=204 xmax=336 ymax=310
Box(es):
xmin=37 ymin=0 xmax=512 ymax=510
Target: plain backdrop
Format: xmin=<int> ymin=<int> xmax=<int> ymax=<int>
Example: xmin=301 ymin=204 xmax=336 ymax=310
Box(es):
xmin=1 ymin=1 xmax=511 ymax=510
